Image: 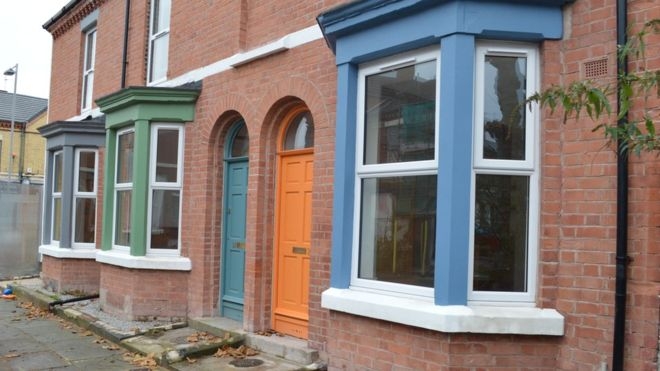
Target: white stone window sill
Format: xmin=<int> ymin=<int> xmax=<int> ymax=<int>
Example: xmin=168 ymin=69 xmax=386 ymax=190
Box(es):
xmin=95 ymin=250 xmax=191 ymax=271
xmin=39 ymin=245 xmax=97 ymax=259
xmin=321 ymin=287 xmax=564 ymax=336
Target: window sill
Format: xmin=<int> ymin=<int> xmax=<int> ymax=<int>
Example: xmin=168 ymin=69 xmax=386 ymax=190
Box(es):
xmin=96 ymin=250 xmax=191 ymax=271
xmin=321 ymin=287 xmax=564 ymax=336
xmin=39 ymin=245 xmax=97 ymax=259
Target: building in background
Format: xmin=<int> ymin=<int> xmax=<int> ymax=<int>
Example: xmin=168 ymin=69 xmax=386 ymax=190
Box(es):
xmin=38 ymin=0 xmax=660 ymax=370
xmin=0 ymin=90 xmax=48 ymax=184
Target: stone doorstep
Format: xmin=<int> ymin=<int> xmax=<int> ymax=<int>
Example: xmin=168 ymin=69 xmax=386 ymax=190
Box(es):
xmin=189 ymin=317 xmax=320 ymax=366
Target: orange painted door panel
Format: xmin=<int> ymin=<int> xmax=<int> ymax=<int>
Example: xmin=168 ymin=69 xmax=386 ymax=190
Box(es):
xmin=273 ymin=153 xmax=313 ymax=338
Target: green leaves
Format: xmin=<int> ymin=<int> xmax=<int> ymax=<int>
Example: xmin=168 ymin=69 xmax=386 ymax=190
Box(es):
xmin=528 ymin=19 xmax=660 ymax=156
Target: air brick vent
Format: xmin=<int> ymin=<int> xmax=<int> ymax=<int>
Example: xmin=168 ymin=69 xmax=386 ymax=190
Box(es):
xmin=583 ymin=58 xmax=609 ymax=79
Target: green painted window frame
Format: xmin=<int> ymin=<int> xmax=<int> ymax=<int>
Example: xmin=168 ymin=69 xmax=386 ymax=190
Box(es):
xmin=97 ymin=86 xmax=199 ymax=257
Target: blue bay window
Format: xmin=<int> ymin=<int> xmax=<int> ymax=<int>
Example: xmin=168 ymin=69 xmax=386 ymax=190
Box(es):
xmin=317 ymin=0 xmax=573 ymax=336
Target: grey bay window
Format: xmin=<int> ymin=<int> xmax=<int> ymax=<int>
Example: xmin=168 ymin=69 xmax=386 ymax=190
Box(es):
xmin=39 ymin=121 xmax=105 ymax=253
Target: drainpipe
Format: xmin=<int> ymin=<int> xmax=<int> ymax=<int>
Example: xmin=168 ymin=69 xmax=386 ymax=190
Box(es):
xmin=612 ymin=0 xmax=629 ymax=370
xmin=120 ymin=0 xmax=131 ymax=89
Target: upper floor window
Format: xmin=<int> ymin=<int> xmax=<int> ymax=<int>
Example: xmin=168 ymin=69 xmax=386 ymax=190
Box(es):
xmin=148 ymin=0 xmax=171 ymax=84
xmin=81 ymin=28 xmax=96 ymax=112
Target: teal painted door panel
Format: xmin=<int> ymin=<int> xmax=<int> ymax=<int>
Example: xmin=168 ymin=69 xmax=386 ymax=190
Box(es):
xmin=221 ymin=161 xmax=248 ymax=321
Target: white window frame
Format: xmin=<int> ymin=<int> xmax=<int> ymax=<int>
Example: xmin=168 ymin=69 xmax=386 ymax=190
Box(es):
xmin=146 ymin=123 xmax=184 ymax=256
xmin=72 ymin=149 xmax=98 ymax=249
xmin=113 ymin=127 xmax=134 ymax=251
xmin=81 ymin=27 xmax=97 ymax=112
xmin=51 ymin=151 xmax=63 ymax=246
xmin=147 ymin=0 xmax=171 ymax=84
xmin=351 ymin=46 xmax=440 ymax=299
xmin=468 ymin=42 xmax=540 ymax=305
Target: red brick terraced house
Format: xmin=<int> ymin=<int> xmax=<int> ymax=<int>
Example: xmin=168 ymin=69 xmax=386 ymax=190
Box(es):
xmin=38 ymin=0 xmax=660 ymax=369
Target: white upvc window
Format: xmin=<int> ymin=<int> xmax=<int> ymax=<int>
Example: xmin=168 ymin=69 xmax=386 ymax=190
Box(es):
xmin=51 ymin=151 xmax=63 ymax=246
xmin=113 ymin=128 xmax=134 ymax=251
xmin=469 ymin=42 xmax=539 ymax=304
xmin=147 ymin=0 xmax=171 ymax=84
xmin=147 ymin=123 xmax=183 ymax=256
xmin=81 ymin=27 xmax=96 ymax=112
xmin=352 ymin=47 xmax=440 ymax=299
xmin=72 ymin=149 xmax=97 ymax=248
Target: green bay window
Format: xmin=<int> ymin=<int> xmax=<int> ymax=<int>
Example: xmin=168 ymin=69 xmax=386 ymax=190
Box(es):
xmin=97 ymin=86 xmax=198 ymax=268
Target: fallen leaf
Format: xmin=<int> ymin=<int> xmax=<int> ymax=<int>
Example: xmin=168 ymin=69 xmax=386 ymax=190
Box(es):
xmin=186 ymin=357 xmax=197 ymax=364
xmin=0 ymin=353 xmax=20 ymax=359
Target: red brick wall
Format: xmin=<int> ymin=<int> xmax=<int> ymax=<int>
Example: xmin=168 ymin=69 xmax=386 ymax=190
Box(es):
xmin=41 ymin=255 xmax=100 ymax=294
xmin=99 ymin=263 xmax=188 ymax=320
xmin=44 ymin=0 xmax=660 ymax=369
xmin=541 ymin=1 xmax=660 ymax=370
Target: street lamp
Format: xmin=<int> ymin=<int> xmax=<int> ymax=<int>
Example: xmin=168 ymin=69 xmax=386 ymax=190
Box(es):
xmin=3 ymin=64 xmax=17 ymax=182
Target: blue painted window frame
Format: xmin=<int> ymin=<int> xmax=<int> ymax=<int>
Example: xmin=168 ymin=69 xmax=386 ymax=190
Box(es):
xmin=325 ymin=0 xmax=567 ymax=306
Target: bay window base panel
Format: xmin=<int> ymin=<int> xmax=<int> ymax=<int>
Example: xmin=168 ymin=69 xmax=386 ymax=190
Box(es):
xmin=39 ymin=245 xmax=98 ymax=259
xmin=321 ymin=287 xmax=564 ymax=336
xmin=96 ymin=250 xmax=191 ymax=271
xmin=40 ymin=254 xmax=100 ymax=295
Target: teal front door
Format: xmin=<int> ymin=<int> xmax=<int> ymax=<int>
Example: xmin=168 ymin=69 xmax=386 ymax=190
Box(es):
xmin=221 ymin=122 xmax=249 ymax=321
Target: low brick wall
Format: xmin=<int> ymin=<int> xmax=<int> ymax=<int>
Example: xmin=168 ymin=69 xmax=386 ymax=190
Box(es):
xmin=41 ymin=255 xmax=100 ymax=295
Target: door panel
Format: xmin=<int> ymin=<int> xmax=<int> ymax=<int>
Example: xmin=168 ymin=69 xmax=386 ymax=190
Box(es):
xmin=273 ymin=153 xmax=313 ymax=338
xmin=221 ymin=161 xmax=248 ymax=321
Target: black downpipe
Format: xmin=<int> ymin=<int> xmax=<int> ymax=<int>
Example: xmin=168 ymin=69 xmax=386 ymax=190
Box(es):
xmin=48 ymin=294 xmax=99 ymax=312
xmin=613 ymin=0 xmax=629 ymax=370
xmin=120 ymin=0 xmax=131 ymax=89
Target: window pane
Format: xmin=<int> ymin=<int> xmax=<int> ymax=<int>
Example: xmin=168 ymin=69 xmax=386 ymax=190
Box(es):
xmin=155 ymin=129 xmax=179 ymax=182
xmin=82 ymin=72 xmax=94 ymax=109
xmin=78 ymin=151 xmax=96 ymax=192
xmin=359 ymin=175 xmax=436 ymax=287
xmin=53 ymin=153 xmax=62 ymax=193
xmin=74 ymin=198 xmax=96 ymax=244
xmin=230 ymin=123 xmax=249 ymax=157
xmin=52 ymin=198 xmax=62 ymax=241
xmin=152 ymin=0 xmax=171 ymax=34
xmin=364 ymin=60 xmax=436 ymax=164
xmin=115 ymin=190 xmax=131 ymax=246
xmin=150 ymin=189 xmax=179 ymax=249
xmin=117 ymin=131 xmax=134 ymax=183
xmin=85 ymin=30 xmax=96 ymax=70
xmin=473 ymin=174 xmax=529 ymax=292
xmin=482 ymin=56 xmax=527 ymax=160
xmin=283 ymin=112 xmax=313 ymax=150
xmin=150 ymin=34 xmax=169 ymax=82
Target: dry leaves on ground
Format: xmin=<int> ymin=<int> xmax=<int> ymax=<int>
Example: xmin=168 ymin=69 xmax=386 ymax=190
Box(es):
xmin=0 ymin=353 xmax=20 ymax=360
xmin=255 ymin=329 xmax=284 ymax=337
xmin=213 ymin=344 xmax=258 ymax=359
xmin=18 ymin=302 xmax=51 ymax=320
xmin=123 ymin=352 xmax=159 ymax=369
xmin=186 ymin=331 xmax=220 ymax=343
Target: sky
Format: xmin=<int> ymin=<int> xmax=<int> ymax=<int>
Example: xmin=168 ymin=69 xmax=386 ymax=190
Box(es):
xmin=0 ymin=0 xmax=71 ymax=99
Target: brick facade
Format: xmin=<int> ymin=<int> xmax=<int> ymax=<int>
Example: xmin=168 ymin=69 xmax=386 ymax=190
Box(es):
xmin=42 ymin=0 xmax=660 ymax=369
xmin=41 ymin=255 xmax=100 ymax=294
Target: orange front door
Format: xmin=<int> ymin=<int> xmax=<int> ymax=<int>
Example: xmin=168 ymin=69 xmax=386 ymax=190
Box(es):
xmin=273 ymin=152 xmax=313 ymax=338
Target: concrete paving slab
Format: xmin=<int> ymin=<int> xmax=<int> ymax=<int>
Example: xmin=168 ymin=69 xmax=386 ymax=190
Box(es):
xmin=4 ymin=350 xmax=69 ymax=370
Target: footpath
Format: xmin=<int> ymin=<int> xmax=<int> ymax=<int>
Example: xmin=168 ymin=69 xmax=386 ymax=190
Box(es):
xmin=0 ymin=277 xmax=325 ymax=371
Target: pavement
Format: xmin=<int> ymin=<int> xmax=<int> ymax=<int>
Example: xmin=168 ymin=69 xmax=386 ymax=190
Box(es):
xmin=0 ymin=277 xmax=326 ymax=371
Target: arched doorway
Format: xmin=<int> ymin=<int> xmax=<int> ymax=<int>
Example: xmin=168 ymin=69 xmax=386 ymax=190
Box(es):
xmin=272 ymin=107 xmax=314 ymax=338
xmin=220 ymin=120 xmax=249 ymax=321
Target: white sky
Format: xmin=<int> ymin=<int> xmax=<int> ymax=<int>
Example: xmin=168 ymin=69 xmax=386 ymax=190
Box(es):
xmin=0 ymin=0 xmax=71 ymax=99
